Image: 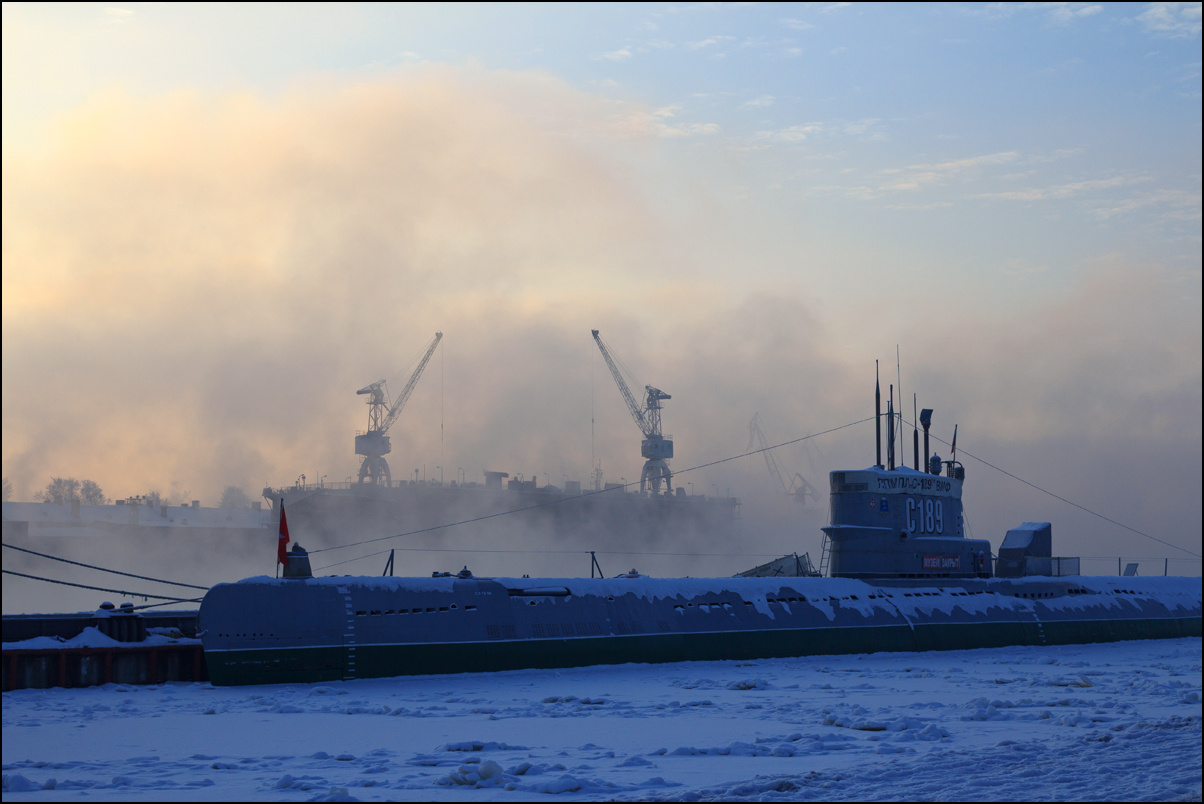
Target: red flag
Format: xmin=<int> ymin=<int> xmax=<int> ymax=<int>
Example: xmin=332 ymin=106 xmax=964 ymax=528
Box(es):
xmin=277 ymin=501 xmax=290 ymax=567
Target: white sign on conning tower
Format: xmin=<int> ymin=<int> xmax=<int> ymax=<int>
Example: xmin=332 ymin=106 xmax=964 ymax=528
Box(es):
xmin=838 ymin=469 xmax=961 ymax=499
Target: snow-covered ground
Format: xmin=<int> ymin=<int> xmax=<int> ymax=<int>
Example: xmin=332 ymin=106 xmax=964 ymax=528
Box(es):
xmin=3 ymin=638 xmax=1200 ymax=802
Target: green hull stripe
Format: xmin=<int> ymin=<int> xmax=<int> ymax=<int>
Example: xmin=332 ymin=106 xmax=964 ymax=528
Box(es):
xmin=205 ymin=615 xmax=1201 ymax=686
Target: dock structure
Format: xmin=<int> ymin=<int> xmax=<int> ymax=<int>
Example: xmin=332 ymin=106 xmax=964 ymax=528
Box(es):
xmin=2 ymin=610 xmax=204 ymax=691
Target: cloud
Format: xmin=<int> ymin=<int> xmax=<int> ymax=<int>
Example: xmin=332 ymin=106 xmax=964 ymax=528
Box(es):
xmin=879 ymin=151 xmax=1021 ymax=191
xmin=1137 ymin=2 xmax=1203 ymax=38
xmin=2 ymin=66 xmax=1198 ymax=586
xmin=779 ymin=18 xmax=815 ymax=31
xmin=892 ymin=151 xmax=1022 ymax=175
xmin=741 ymin=95 xmax=775 ymax=109
xmin=895 ymin=261 xmax=1201 ymax=559
xmin=1085 ymin=187 xmax=1202 ymax=221
xmin=1046 ymin=4 xmax=1104 ymax=26
xmin=685 ymin=36 xmax=735 ymax=51
xmin=619 ymin=104 xmax=721 ymax=138
xmin=755 ymin=123 xmax=824 ymax=142
xmin=1 ymin=69 xmax=676 ymax=502
xmin=756 ymin=118 xmax=884 ymax=145
xmin=752 ymin=116 xmax=885 ymax=145
xmin=961 ymin=2 xmax=1104 ymax=27
xmin=600 ymin=47 xmax=634 ymax=61
xmin=840 ymin=118 xmax=884 ymax=138
xmin=974 ymin=174 xmax=1141 ymax=201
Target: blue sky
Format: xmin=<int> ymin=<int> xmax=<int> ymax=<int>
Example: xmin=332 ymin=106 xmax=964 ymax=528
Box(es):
xmin=2 ymin=3 xmax=1201 ymax=571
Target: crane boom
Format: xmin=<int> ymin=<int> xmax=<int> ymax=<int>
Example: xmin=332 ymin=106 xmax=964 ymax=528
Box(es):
xmin=591 ymin=329 xmax=650 ymax=436
xmin=380 ymin=332 xmax=443 ymax=434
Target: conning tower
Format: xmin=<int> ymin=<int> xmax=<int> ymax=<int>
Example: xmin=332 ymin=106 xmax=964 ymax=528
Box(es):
xmin=822 ymin=369 xmax=992 ymax=579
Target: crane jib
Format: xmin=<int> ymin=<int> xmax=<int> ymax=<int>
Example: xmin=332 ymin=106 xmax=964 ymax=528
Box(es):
xmin=379 ymin=332 xmax=443 ymax=433
xmin=591 ymin=330 xmax=663 ymax=438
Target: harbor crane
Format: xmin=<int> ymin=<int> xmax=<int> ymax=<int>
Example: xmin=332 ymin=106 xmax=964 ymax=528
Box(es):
xmin=355 ymin=332 xmax=443 ymax=487
xmin=591 ymin=329 xmax=674 ymax=495
xmin=747 ymin=413 xmax=819 ymax=507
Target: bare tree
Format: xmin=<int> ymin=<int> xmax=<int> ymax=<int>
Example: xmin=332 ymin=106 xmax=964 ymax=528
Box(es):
xmin=2 ymin=477 xmax=12 ymax=502
xmin=144 ymin=489 xmax=166 ymax=508
xmin=80 ymin=479 xmax=109 ymax=505
xmin=36 ymin=477 xmax=81 ymax=504
xmin=219 ymin=486 xmax=253 ymax=509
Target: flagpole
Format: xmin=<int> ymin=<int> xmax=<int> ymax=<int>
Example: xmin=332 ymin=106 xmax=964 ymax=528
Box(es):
xmin=276 ymin=498 xmax=290 ymax=577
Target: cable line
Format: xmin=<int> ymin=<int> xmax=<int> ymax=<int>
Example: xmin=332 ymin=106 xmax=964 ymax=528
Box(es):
xmin=2 ymin=542 xmax=210 ymax=589
xmin=674 ymin=416 xmax=875 ymax=476
xmin=310 ymin=418 xmax=876 ymax=568
xmin=310 ymin=416 xmax=875 ymax=559
xmin=916 ymin=427 xmax=1200 ymax=559
xmin=2 ymin=569 xmax=204 ymax=604
xmin=313 ymin=411 xmax=1195 ymax=571
xmin=315 ymin=546 xmax=800 ymax=572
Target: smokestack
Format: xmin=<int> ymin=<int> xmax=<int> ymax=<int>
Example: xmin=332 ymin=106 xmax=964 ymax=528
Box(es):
xmin=875 ymin=361 xmax=882 ymax=469
xmin=887 ymin=385 xmax=895 ymax=471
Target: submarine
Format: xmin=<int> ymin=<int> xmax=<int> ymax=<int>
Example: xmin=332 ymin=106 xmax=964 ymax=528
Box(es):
xmin=198 ymin=381 xmax=1202 ymax=686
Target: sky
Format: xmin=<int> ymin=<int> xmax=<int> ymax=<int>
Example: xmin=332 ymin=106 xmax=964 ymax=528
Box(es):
xmin=2 ymin=3 xmax=1201 ymax=579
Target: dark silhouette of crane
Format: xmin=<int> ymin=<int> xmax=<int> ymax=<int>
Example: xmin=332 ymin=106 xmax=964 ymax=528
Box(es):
xmin=591 ymin=329 xmax=674 ymax=495
xmin=747 ymin=412 xmax=819 ymax=506
xmin=355 ymin=332 xmax=442 ymax=486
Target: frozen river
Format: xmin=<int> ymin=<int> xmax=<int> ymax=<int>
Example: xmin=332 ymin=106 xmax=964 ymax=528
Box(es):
xmin=3 ymin=637 xmax=1200 ymax=801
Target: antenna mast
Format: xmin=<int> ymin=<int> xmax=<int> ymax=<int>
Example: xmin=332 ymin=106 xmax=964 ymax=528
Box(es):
xmin=896 ymin=345 xmax=903 ymax=457
xmin=875 ymin=361 xmax=882 ymax=468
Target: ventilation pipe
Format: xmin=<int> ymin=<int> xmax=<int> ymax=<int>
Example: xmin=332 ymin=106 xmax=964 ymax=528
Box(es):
xmin=920 ymin=408 xmax=933 ymax=474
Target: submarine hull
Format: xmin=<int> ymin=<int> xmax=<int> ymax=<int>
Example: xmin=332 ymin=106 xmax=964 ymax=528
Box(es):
xmin=199 ymin=574 xmax=1201 ymax=686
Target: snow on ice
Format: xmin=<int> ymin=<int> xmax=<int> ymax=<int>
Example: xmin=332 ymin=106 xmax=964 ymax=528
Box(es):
xmin=3 ymin=638 xmax=1200 ymax=801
